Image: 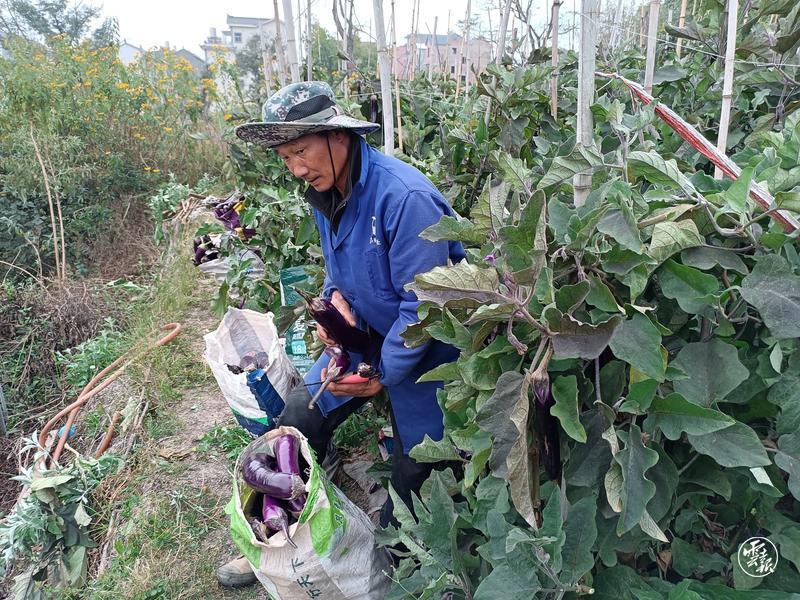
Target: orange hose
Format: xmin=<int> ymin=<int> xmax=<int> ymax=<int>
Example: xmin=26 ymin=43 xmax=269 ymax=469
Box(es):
xmin=38 ymin=323 xmax=182 ymax=467
xmin=94 ymin=411 xmax=122 ymax=459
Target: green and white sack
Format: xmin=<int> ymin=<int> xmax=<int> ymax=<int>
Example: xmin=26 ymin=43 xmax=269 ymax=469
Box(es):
xmin=225 ymin=426 xmax=391 ymax=600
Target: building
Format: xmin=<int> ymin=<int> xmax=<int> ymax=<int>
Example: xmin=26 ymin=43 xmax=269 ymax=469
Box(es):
xmin=118 ymin=41 xmax=144 ymax=65
xmin=392 ymin=32 xmax=493 ymax=85
xmin=175 ymin=48 xmax=205 ymax=74
xmin=200 ymin=15 xmax=279 ymax=65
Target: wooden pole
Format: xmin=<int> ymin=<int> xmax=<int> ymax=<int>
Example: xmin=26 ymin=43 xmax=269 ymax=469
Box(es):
xmin=574 ymin=0 xmax=599 ymax=207
xmin=390 ymin=0 xmax=403 ymax=152
xmin=273 ymin=0 xmax=288 ymax=87
xmin=484 ymin=0 xmax=512 ymax=127
xmin=463 ymin=0 xmax=473 ymax=96
xmin=715 ymin=0 xmax=738 ymax=179
xmin=306 ymin=0 xmax=312 ymax=79
xmin=374 ymin=0 xmax=395 ymax=154
xmin=550 ymin=0 xmax=561 ymax=118
xmin=282 ymin=0 xmax=300 ymax=82
xmin=611 ymin=0 xmax=624 ymax=48
xmin=429 ymin=16 xmax=438 ymax=80
xmin=640 ymin=4 xmax=646 ymax=50
xmin=262 ymin=42 xmax=274 ymax=95
xmin=644 ymin=0 xmax=661 ymax=94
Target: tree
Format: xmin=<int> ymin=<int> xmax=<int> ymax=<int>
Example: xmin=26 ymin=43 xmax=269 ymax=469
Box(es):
xmin=0 ymin=0 xmax=113 ymax=43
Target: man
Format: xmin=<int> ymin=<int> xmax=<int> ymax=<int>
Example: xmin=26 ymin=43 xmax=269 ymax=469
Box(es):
xmin=217 ymin=81 xmax=465 ymax=587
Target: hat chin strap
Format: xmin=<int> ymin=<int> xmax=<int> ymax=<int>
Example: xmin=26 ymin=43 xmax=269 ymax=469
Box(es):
xmin=326 ymin=132 xmax=338 ymax=201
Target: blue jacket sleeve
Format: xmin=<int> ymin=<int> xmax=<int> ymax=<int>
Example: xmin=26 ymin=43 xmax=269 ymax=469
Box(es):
xmin=378 ymin=191 xmax=454 ymax=388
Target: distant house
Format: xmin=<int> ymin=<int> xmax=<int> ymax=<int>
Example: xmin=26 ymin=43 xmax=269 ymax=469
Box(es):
xmin=392 ymin=32 xmax=493 ymax=85
xmin=201 ymin=15 xmax=279 ymax=65
xmin=119 ymin=41 xmax=144 ymax=65
xmin=175 ymin=48 xmax=205 ymax=74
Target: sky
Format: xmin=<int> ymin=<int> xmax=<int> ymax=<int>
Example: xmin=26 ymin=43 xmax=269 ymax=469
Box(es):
xmin=98 ymin=0 xmax=550 ymax=57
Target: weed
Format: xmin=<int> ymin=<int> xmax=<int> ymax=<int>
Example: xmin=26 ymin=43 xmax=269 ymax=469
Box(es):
xmin=333 ymin=403 xmax=386 ymax=456
xmin=196 ymin=425 xmax=252 ymax=462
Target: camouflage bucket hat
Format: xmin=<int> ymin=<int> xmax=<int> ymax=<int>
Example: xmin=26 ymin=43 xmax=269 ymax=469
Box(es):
xmin=235 ymin=81 xmax=380 ymax=148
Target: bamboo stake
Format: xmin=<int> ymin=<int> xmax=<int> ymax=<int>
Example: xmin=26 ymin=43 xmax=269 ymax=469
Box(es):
xmin=273 ymin=0 xmax=288 ymax=87
xmin=262 ymin=40 xmax=274 ymax=95
xmin=715 ymin=0 xmax=738 ymax=179
xmin=574 ymin=0 xmax=599 ymax=207
xmin=676 ymin=0 xmax=688 ymax=57
xmin=463 ymin=0 xmax=473 ymax=95
xmin=640 ymin=4 xmax=645 ymax=50
xmin=551 ymin=0 xmax=561 ymax=119
xmin=455 ymin=0 xmax=470 ymax=98
xmin=429 ymin=16 xmax=438 ymax=81
xmin=44 ymin=151 xmax=66 ymax=279
xmin=610 ymin=0 xmax=624 ymax=49
xmin=282 ymin=0 xmax=300 ymax=82
xmin=373 ymin=0 xmax=394 ymax=154
xmin=29 ymin=123 xmax=62 ymax=280
xmin=306 ymin=0 xmax=312 ymax=80
xmin=409 ymin=0 xmax=418 ymax=79
xmin=484 ymin=0 xmax=512 ymax=128
xmin=390 ymin=0 xmax=403 ymax=152
xmin=644 ymin=0 xmax=661 ymax=94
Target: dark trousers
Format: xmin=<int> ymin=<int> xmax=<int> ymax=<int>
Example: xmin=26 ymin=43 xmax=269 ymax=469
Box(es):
xmin=278 ymin=385 xmax=434 ymax=528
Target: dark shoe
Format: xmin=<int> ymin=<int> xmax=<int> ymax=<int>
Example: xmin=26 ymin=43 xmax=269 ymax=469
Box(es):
xmin=217 ymin=556 xmax=257 ymax=588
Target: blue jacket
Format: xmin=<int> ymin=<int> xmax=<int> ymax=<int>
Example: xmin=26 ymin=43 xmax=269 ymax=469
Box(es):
xmin=307 ymin=137 xmax=466 ymax=453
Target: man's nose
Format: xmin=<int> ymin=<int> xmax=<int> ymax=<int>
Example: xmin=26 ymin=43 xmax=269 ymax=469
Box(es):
xmin=288 ymin=160 xmax=309 ymax=179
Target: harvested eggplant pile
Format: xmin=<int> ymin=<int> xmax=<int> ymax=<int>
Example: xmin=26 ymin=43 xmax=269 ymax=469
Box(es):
xmin=242 ymin=433 xmax=309 ymax=548
xmin=295 ymin=289 xmax=384 ymax=409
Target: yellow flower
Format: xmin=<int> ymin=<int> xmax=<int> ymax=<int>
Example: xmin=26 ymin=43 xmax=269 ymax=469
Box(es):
xmin=144 ymin=166 xmax=152 ymax=171
xmin=223 ymin=113 xmax=232 ymax=121
xmin=152 ymin=168 xmax=161 ymax=173
xmin=164 ymin=127 xmax=173 ymax=133
xmin=116 ymin=82 xmax=130 ymax=90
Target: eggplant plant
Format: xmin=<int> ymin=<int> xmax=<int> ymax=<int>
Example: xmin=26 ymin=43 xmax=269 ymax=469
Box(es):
xmin=377 ymin=86 xmax=800 ymax=599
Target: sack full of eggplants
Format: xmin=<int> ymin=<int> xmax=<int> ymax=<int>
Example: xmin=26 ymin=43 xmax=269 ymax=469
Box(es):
xmin=224 ymin=425 xmax=390 ymax=599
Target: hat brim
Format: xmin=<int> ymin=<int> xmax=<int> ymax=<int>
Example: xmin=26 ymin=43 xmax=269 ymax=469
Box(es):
xmin=235 ymin=115 xmax=380 ymax=148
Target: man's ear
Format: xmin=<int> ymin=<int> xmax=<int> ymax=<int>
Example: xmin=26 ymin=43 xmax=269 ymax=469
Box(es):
xmin=331 ymin=130 xmax=350 ymax=146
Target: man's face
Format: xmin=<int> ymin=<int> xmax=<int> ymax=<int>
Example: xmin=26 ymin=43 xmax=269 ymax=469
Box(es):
xmin=275 ymin=133 xmax=337 ymax=192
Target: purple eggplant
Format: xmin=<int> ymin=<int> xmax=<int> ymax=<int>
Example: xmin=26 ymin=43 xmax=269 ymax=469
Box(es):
xmin=531 ymin=369 xmax=561 ymax=480
xmin=274 ymin=434 xmax=307 ymax=515
xmin=262 ymin=494 xmax=297 ymax=548
xmin=295 ymin=289 xmax=382 ymax=361
xmin=308 ymin=345 xmax=351 ymax=410
xmin=242 ymin=449 xmax=305 ymax=499
xmin=274 ymin=434 xmax=301 ymax=476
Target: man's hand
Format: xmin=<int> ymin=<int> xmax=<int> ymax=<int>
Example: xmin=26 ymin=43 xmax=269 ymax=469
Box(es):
xmin=316 ymin=290 xmax=357 ymax=346
xmin=321 ymin=359 xmax=384 ymax=397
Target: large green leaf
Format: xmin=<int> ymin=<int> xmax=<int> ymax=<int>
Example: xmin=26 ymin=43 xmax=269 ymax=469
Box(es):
xmin=671 ymin=537 xmax=728 ymax=578
xmin=657 ymin=259 xmax=720 ymax=314
xmin=499 ymin=190 xmax=547 ymax=284
xmin=587 ymin=273 xmax=623 ymax=312
xmin=615 ymin=425 xmax=659 ymax=535
xmin=597 ymin=206 xmax=644 ymax=253
xmin=628 ymin=150 xmax=698 ymax=196
xmin=563 ymin=410 xmax=614 ymax=487
xmin=471 ymin=176 xmax=508 ymax=236
xmin=554 ymin=280 xmax=591 ymax=314
xmin=560 ymin=495 xmax=598 ymax=585
xmin=680 ymin=246 xmax=748 ymax=274
xmin=419 ymin=214 xmax=485 ymax=244
xmin=768 ymin=373 xmax=800 ymax=435
xmin=538 ymin=144 xmax=604 ymax=189
xmin=645 ymin=393 xmax=735 ymax=440
xmin=775 ymin=431 xmax=800 ymax=501
xmin=648 ymin=220 xmax=704 ymax=263
xmin=551 ymin=375 xmax=586 ymax=443
xmin=608 ymin=313 xmax=665 ymax=381
xmin=740 ymin=255 xmax=800 ymax=338
xmin=672 ymin=339 xmax=748 ymax=407
xmin=544 ymin=307 xmax=622 ymax=359
xmin=540 ymin=484 xmax=566 ymax=572
xmin=406 ymin=262 xmax=505 ymax=308
xmin=724 ymin=167 xmax=754 ymax=215
xmin=475 ymin=371 xmax=537 ymax=528
xmin=409 ymin=435 xmax=460 ymax=463
xmin=687 ymin=422 xmax=771 ymax=467
xmin=474 ymin=511 xmax=541 ymax=599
